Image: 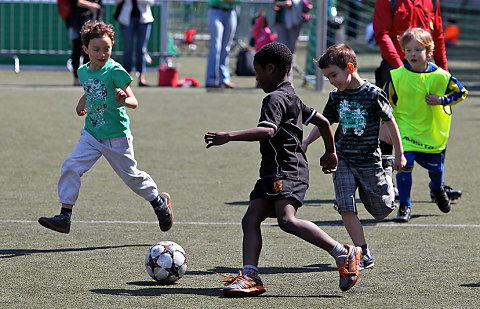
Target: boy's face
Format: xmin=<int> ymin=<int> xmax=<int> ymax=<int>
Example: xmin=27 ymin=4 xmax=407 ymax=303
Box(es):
xmin=321 ymin=64 xmax=354 ymax=91
xmin=254 ymin=61 xmax=277 ymax=93
xmin=82 ymin=35 xmax=113 ymax=70
xmin=403 ymin=39 xmax=429 ymax=72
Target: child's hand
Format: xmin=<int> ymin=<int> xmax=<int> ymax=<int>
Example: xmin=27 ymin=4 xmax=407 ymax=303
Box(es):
xmin=204 ymin=132 xmax=230 ymax=148
xmin=394 ymin=154 xmax=406 ymax=172
xmin=115 ymin=88 xmax=127 ymax=105
xmin=76 ymin=102 xmax=86 ymax=116
xmin=426 ymin=94 xmax=442 ymax=105
xmin=320 ymin=152 xmax=338 ymax=174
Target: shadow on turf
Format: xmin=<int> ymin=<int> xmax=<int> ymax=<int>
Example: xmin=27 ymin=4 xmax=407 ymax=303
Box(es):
xmin=208 ymin=264 xmax=337 ymax=275
xmin=91 ymin=285 xmax=221 ymax=297
xmin=0 ymin=244 xmax=150 ymax=259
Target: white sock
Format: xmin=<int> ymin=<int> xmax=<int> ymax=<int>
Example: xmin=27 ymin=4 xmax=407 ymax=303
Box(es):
xmin=329 ymin=242 xmax=348 ymax=259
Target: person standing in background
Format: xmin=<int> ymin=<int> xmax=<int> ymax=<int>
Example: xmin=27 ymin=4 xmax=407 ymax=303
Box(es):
xmin=273 ymin=0 xmax=303 ymax=81
xmin=205 ymin=0 xmax=240 ymax=88
xmin=67 ymin=0 xmax=103 ymax=86
xmin=115 ymin=0 xmax=154 ymax=87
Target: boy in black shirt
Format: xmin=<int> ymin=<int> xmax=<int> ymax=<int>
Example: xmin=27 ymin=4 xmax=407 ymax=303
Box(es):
xmin=204 ymin=42 xmax=361 ymax=297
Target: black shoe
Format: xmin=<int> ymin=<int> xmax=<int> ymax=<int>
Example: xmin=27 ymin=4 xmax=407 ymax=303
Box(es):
xmin=431 ymin=185 xmax=462 ymax=202
xmin=205 ymin=84 xmax=219 ymax=88
xmin=38 ymin=214 xmax=71 ymax=233
xmin=138 ymin=81 xmax=150 ymax=87
xmin=432 ymin=188 xmax=451 ymax=213
xmin=153 ymin=192 xmax=173 ymax=231
xmin=395 ymin=205 xmax=411 ymax=222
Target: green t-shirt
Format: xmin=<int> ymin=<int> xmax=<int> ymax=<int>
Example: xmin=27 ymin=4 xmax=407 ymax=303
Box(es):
xmin=78 ymin=58 xmax=133 ymax=140
xmin=208 ymin=0 xmax=239 ymax=9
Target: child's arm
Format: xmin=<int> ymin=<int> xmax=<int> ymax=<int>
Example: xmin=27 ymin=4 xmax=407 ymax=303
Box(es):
xmin=302 ymin=126 xmax=322 ymax=153
xmin=115 ymin=84 xmax=138 ymax=109
xmin=382 ymin=117 xmax=406 ymax=171
xmin=76 ymin=94 xmax=87 ymax=116
xmin=205 ymin=127 xmax=274 ymax=148
xmin=307 ymin=112 xmax=337 ymax=174
xmin=425 ymin=76 xmax=468 ymax=106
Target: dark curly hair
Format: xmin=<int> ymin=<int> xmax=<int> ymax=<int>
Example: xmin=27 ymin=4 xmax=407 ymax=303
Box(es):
xmin=254 ymin=42 xmax=292 ymax=76
xmin=317 ymin=44 xmax=357 ymax=70
xmin=80 ymin=20 xmax=115 ymax=47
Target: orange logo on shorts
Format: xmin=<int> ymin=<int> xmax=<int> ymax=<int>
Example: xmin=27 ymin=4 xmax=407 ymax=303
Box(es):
xmin=273 ymin=180 xmax=283 ymax=192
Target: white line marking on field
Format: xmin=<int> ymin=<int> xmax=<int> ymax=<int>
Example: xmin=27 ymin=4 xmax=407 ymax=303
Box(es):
xmin=1 ymin=219 xmax=480 ymax=228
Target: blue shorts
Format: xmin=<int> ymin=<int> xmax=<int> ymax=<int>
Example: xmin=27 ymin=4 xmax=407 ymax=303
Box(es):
xmin=403 ymin=152 xmax=444 ymax=172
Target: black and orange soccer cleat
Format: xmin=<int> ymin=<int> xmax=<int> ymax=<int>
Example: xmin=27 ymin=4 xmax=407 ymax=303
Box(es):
xmin=335 ymin=244 xmax=362 ymax=291
xmin=219 ymin=271 xmax=266 ymax=297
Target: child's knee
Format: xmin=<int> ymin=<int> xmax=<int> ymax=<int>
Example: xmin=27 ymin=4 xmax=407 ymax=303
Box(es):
xmin=276 ymin=217 xmax=296 ymax=234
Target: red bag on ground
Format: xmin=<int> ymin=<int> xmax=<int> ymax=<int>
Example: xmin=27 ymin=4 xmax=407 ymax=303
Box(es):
xmin=158 ymin=64 xmax=178 ymax=87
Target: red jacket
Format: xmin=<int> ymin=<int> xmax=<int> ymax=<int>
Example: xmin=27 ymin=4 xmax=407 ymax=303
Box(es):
xmin=373 ymin=0 xmax=448 ymax=71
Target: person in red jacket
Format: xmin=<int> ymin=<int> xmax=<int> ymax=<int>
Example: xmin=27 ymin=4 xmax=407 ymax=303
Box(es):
xmin=373 ymin=0 xmax=462 ymax=202
xmin=374 ymin=0 xmax=447 ymax=86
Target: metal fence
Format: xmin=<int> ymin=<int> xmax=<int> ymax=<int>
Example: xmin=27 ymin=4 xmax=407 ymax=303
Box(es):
xmin=0 ymin=0 xmax=478 ymax=87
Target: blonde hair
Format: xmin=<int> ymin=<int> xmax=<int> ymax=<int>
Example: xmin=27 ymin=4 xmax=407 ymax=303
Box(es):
xmin=398 ymin=27 xmax=434 ymax=56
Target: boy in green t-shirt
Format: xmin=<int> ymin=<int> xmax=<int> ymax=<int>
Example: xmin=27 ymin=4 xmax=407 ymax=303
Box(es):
xmin=38 ymin=21 xmax=173 ymax=234
xmin=383 ymin=28 xmax=468 ymax=222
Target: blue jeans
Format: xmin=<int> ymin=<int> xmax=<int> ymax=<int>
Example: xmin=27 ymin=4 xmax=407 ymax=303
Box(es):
xmin=206 ymin=8 xmax=237 ymax=85
xmin=120 ymin=18 xmax=152 ymax=74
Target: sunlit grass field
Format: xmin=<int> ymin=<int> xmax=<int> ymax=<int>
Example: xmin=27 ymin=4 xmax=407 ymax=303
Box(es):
xmin=1 ymin=60 xmax=479 ymax=308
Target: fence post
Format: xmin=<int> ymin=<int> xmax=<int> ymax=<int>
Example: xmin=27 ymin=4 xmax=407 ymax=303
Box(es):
xmin=159 ymin=0 xmax=169 ymax=65
xmin=315 ymin=0 xmax=328 ymax=92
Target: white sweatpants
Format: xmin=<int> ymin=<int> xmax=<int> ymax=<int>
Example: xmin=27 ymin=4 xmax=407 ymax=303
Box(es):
xmin=58 ymin=129 xmax=158 ymax=205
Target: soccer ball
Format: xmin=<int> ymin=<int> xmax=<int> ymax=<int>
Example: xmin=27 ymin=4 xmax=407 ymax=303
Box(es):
xmin=145 ymin=241 xmax=188 ymax=283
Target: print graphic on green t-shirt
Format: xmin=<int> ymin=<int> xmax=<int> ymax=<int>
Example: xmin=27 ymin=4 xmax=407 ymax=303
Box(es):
xmin=339 ymin=99 xmax=368 ymax=136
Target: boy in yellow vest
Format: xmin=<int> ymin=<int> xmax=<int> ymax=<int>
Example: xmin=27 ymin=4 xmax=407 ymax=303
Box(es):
xmin=383 ymin=27 xmax=468 ymax=222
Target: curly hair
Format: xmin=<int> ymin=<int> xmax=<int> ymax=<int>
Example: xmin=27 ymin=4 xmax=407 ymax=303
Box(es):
xmin=80 ymin=20 xmax=115 ymax=47
xmin=254 ymin=42 xmax=292 ymax=76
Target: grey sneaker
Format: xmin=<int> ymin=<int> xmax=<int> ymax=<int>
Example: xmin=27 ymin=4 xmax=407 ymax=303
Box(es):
xmin=335 ymin=244 xmax=361 ymax=291
xmin=38 ymin=214 xmax=71 ymax=233
xmin=154 ymin=192 xmax=173 ymax=232
xmin=359 ymin=252 xmax=375 ymax=270
xmin=395 ymin=205 xmax=411 ymax=222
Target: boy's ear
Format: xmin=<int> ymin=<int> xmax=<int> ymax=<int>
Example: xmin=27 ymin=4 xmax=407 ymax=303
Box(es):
xmin=347 ymin=62 xmax=355 ymax=73
xmin=82 ymin=45 xmax=88 ymax=54
xmin=266 ymin=63 xmax=276 ymax=74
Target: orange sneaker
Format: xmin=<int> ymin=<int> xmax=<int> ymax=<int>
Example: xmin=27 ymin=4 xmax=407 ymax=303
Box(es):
xmin=219 ymin=271 xmax=266 ymax=297
xmin=335 ymin=244 xmax=362 ymax=291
